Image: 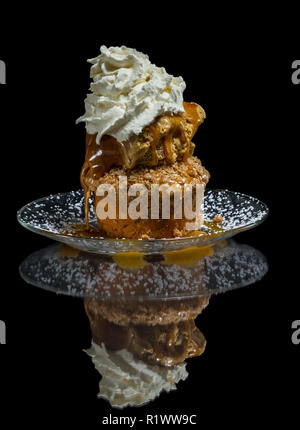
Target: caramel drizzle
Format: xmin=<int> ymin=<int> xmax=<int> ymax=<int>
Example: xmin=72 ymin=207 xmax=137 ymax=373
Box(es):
xmin=152 ymin=320 xmax=204 ymax=365
xmin=150 ymin=117 xmax=187 ymax=164
xmin=148 ymin=123 xmax=160 ymax=165
xmin=85 ymin=298 xmax=205 ymax=366
xmin=84 ymin=188 xmax=91 ymax=228
xmin=80 ymin=102 xmax=203 ymax=228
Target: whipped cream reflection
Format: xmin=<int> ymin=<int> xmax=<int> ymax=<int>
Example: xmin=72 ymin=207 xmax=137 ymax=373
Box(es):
xmin=84 ymin=296 xmax=208 ymax=408
xmin=85 ymin=342 xmax=188 ymax=408
xmin=76 ymin=45 xmax=186 ymax=143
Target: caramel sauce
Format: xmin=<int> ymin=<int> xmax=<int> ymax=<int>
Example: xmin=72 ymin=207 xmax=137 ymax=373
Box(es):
xmin=112 ymin=252 xmax=147 ymax=270
xmin=81 ymin=134 xmax=124 ymax=193
xmin=163 ymin=245 xmax=214 ymax=266
xmin=61 ymin=219 xmax=225 ymax=242
xmin=166 ymin=328 xmax=177 ymax=349
xmin=164 ymin=133 xmax=174 ymax=161
xmin=62 ymin=223 xmax=104 ymax=238
xmin=151 ymin=320 xmax=204 ymax=365
xmin=80 ymin=102 xmax=203 ymax=228
xmin=88 ymin=318 xmax=206 ymax=367
xmin=57 ymin=244 xmax=80 ymax=258
xmin=148 ymin=122 xmax=160 ymax=165
xmin=203 ymin=219 xmax=224 ymax=235
xmin=85 ymin=298 xmax=207 ymax=367
xmin=181 ymin=220 xmax=225 ymax=239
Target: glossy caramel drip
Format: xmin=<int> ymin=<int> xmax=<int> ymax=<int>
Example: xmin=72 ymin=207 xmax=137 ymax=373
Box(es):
xmin=148 ymin=122 xmax=160 ymax=165
xmin=139 ymin=320 xmax=205 ymax=366
xmin=80 ymin=134 xmax=124 ymax=192
xmin=163 ymin=321 xmax=203 ymax=362
xmin=147 ymin=101 xmax=201 ymax=165
xmin=183 ymin=101 xmax=204 ymax=133
xmin=80 ymin=102 xmax=203 ymax=227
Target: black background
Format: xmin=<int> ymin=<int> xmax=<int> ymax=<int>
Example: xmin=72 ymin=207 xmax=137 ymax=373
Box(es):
xmin=1 ymin=10 xmax=299 ymax=428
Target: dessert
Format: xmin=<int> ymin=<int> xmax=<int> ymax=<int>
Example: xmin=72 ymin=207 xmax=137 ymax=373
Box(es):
xmin=77 ymin=46 xmax=209 ymax=238
xmin=75 ymin=47 xmax=211 ymax=406
xmin=84 ymin=296 xmax=208 ymax=407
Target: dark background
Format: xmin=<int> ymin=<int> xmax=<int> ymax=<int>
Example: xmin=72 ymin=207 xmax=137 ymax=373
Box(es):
xmin=1 ymin=10 xmax=299 ymax=428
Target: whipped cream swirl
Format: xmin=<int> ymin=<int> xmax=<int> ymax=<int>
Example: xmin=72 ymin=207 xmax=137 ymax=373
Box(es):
xmin=76 ymin=46 xmax=186 ymax=143
xmin=85 ymin=342 xmax=188 ymax=408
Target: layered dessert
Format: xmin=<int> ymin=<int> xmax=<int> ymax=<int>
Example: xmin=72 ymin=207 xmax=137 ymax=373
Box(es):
xmin=84 ymin=296 xmax=208 ymax=407
xmin=77 ymin=46 xmax=209 ymax=238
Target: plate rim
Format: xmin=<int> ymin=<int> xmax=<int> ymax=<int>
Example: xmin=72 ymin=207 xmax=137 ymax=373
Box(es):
xmin=17 ymin=188 xmax=269 ymax=244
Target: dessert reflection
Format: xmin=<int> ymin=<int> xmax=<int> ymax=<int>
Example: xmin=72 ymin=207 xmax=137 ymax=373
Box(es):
xmin=19 ymin=240 xmax=268 ymax=408
xmin=84 ymin=297 xmax=208 ymax=408
xmin=81 ymin=244 xmax=213 ymax=407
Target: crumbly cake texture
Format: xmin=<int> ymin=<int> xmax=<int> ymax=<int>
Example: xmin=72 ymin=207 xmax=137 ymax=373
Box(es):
xmin=94 ymin=156 xmax=210 ymax=239
xmin=84 ymin=296 xmax=210 ymax=327
xmin=98 ymin=155 xmax=209 ymax=187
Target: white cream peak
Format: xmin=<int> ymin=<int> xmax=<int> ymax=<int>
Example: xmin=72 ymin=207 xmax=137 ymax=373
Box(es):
xmin=85 ymin=342 xmax=188 ymax=408
xmin=76 ymin=45 xmax=186 ymax=143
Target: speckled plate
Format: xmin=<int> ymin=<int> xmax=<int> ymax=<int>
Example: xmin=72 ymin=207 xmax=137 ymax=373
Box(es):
xmin=19 ymin=240 xmax=268 ymax=300
xmin=17 ymin=189 xmax=268 ymax=254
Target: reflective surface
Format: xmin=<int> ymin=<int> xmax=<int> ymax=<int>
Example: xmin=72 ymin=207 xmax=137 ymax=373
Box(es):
xmin=18 ymin=238 xmax=268 ymax=408
xmin=17 ymin=189 xmax=269 ymax=254
xmin=19 ymin=240 xmax=268 ymax=300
